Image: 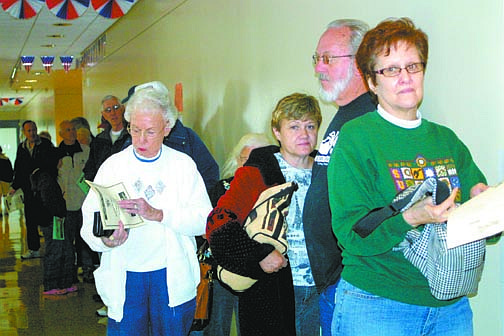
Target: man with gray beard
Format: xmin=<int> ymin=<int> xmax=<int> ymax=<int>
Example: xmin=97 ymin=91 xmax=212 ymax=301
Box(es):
xmin=303 ymin=19 xmax=375 ymax=335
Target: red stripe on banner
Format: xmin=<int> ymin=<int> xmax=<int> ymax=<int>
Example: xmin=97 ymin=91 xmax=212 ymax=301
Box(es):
xmin=111 ymin=1 xmax=125 ymax=19
xmin=67 ymin=1 xmax=79 ymax=19
xmin=90 ymin=0 xmax=106 ymax=9
xmin=1 ymin=0 xmax=18 ymax=10
xmin=45 ymin=0 xmax=63 ymax=10
xmin=24 ymin=0 xmax=37 ymax=17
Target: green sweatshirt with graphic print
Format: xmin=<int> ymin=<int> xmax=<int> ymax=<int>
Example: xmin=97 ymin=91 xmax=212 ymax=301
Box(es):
xmin=328 ymin=111 xmax=486 ymax=307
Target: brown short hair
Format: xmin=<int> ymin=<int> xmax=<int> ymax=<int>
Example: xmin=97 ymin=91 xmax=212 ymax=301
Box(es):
xmin=356 ymin=17 xmax=428 ymax=87
xmin=271 ymin=93 xmax=322 ymax=131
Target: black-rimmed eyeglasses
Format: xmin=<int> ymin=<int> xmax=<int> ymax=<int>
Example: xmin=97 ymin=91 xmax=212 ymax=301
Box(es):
xmin=312 ymin=53 xmax=354 ymax=65
xmin=374 ymin=62 xmax=425 ymax=77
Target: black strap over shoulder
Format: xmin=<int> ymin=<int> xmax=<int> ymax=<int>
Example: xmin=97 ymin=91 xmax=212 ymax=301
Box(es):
xmin=352 ymin=178 xmax=451 ymax=238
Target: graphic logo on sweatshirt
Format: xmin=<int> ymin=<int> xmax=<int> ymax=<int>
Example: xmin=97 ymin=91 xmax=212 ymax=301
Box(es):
xmin=388 ymin=154 xmax=460 ymax=200
xmin=314 ymin=131 xmax=339 ymax=166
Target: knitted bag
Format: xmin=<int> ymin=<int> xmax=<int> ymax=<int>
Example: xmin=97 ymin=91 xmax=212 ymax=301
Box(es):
xmin=392 ymin=178 xmax=486 ymax=300
xmin=217 ymin=181 xmax=298 ymax=292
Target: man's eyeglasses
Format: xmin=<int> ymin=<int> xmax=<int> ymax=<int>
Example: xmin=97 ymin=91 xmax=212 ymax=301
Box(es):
xmin=127 ymin=125 xmax=163 ymax=139
xmin=374 ymin=62 xmax=425 ymax=77
xmin=312 ymin=53 xmax=354 ymax=65
xmin=103 ymin=104 xmax=122 ymax=113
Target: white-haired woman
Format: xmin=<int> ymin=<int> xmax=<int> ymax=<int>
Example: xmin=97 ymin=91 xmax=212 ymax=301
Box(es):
xmin=81 ymin=82 xmax=212 ymax=336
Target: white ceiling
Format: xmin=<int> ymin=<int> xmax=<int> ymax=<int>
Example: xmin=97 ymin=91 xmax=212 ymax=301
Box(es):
xmin=0 ymin=3 xmax=122 ymax=114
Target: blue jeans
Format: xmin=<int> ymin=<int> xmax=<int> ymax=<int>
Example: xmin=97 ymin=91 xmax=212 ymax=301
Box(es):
xmin=107 ymin=268 xmax=196 ymax=336
xmin=319 ymin=283 xmax=337 ymax=336
xmin=332 ymin=278 xmax=473 ymax=336
xmin=294 ymin=285 xmax=320 ymax=336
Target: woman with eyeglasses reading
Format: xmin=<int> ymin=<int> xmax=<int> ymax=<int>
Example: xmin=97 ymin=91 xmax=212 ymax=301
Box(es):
xmin=81 ymin=82 xmax=212 ymax=336
xmin=327 ymin=18 xmax=489 ymax=335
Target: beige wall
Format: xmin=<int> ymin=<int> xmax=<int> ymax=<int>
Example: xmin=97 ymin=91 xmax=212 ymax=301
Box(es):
xmin=63 ymin=0 xmax=504 ymax=335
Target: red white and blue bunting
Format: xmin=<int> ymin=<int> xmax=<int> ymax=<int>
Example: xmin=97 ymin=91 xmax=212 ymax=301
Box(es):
xmin=45 ymin=0 xmax=89 ymax=20
xmin=0 ymin=0 xmax=44 ymax=19
xmin=0 ymin=97 xmax=24 ymax=106
xmin=40 ymin=55 xmax=55 ymax=73
xmin=60 ymin=55 xmax=74 ymax=72
xmin=0 ymin=0 xmax=136 ymax=19
xmin=91 ymin=0 xmax=134 ymax=19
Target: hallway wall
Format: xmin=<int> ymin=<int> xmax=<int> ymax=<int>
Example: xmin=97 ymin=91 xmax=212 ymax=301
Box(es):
xmin=76 ymin=0 xmax=503 ymax=334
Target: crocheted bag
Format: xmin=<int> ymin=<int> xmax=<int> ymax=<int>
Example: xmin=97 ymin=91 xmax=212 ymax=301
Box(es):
xmin=217 ymin=181 xmax=298 ymax=292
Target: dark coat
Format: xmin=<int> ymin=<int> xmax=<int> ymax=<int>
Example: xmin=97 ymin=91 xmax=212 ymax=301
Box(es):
xmin=0 ymin=155 xmax=13 ymax=183
xmin=30 ymin=169 xmax=66 ymax=226
xmin=83 ymin=127 xmax=130 ymax=181
xmin=207 ymin=145 xmax=295 ymax=336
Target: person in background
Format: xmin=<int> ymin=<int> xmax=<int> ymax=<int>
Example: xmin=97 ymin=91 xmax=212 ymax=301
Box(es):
xmin=83 ymin=95 xmax=130 ymax=182
xmin=81 ymin=82 xmax=212 ymax=336
xmin=11 ymin=120 xmax=59 ymax=259
xmin=207 ymin=93 xmax=322 ymax=336
xmin=121 ymin=82 xmax=219 ymax=193
xmin=70 ymin=116 xmax=99 ymax=278
xmin=77 ymin=128 xmax=92 ymax=146
xmin=0 ymin=145 xmax=13 ymax=216
xmin=327 ymin=17 xmax=488 ymax=336
xmin=303 ymin=18 xmax=376 ymax=335
xmin=39 ymin=131 xmax=53 ymax=143
xmin=71 ymin=116 xmax=95 ymax=145
xmin=57 ymin=120 xmax=92 ymax=284
xmin=203 ymin=133 xmax=271 ymax=336
xmin=82 ymin=97 xmax=129 ymax=316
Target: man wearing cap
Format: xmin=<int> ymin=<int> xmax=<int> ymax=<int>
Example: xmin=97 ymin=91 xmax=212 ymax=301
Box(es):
xmin=83 ymin=95 xmax=130 ymax=182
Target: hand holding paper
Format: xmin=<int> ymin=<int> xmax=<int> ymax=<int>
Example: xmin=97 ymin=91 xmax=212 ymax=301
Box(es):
xmin=447 ymin=183 xmax=504 ymax=248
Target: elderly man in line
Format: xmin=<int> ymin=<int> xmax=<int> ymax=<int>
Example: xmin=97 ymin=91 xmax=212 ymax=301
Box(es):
xmin=303 ymin=19 xmax=376 ymax=335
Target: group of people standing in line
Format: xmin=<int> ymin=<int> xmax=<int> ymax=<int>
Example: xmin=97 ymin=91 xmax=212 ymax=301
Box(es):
xmin=0 ymin=16 xmax=495 ymax=336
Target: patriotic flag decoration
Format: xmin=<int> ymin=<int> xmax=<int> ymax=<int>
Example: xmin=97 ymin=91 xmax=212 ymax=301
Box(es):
xmin=0 ymin=0 xmax=44 ymax=19
xmin=45 ymin=0 xmax=89 ymax=20
xmin=60 ymin=55 xmax=74 ymax=72
xmin=0 ymin=97 xmax=24 ymax=106
xmin=91 ymin=0 xmax=135 ymax=19
xmin=21 ymin=55 xmax=35 ymax=73
xmin=41 ymin=56 xmax=55 ymax=73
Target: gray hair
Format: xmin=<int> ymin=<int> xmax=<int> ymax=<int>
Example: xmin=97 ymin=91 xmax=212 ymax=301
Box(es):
xmin=124 ymin=81 xmax=178 ymax=126
xmin=221 ymin=133 xmax=271 ymax=179
xmin=101 ymin=95 xmax=121 ymax=105
xmin=326 ymin=19 xmax=369 ymax=53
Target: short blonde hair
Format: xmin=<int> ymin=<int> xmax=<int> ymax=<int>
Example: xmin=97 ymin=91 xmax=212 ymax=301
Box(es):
xmin=270 ymin=93 xmax=322 ymax=132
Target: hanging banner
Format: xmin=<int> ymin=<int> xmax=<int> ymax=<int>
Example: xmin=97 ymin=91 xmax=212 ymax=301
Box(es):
xmin=0 ymin=97 xmax=24 ymax=106
xmin=21 ymin=55 xmax=35 ymax=73
xmin=45 ymin=0 xmax=89 ymax=20
xmin=40 ymin=56 xmax=55 ymax=73
xmin=91 ymin=0 xmax=136 ymax=19
xmin=60 ymin=55 xmax=74 ymax=72
xmin=1 ymin=0 xmax=44 ymax=19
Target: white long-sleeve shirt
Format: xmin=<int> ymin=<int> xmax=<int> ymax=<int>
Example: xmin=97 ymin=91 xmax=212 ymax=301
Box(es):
xmin=81 ymin=145 xmax=211 ymax=322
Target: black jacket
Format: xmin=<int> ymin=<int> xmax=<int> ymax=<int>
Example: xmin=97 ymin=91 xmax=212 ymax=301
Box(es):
xmin=83 ymin=127 xmax=130 ymax=181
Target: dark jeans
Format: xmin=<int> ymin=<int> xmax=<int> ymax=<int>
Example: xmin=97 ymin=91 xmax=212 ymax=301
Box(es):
xmin=72 ymin=209 xmax=97 ymax=270
xmin=40 ymin=215 xmax=76 ymax=290
xmin=23 ymin=196 xmax=42 ymax=251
